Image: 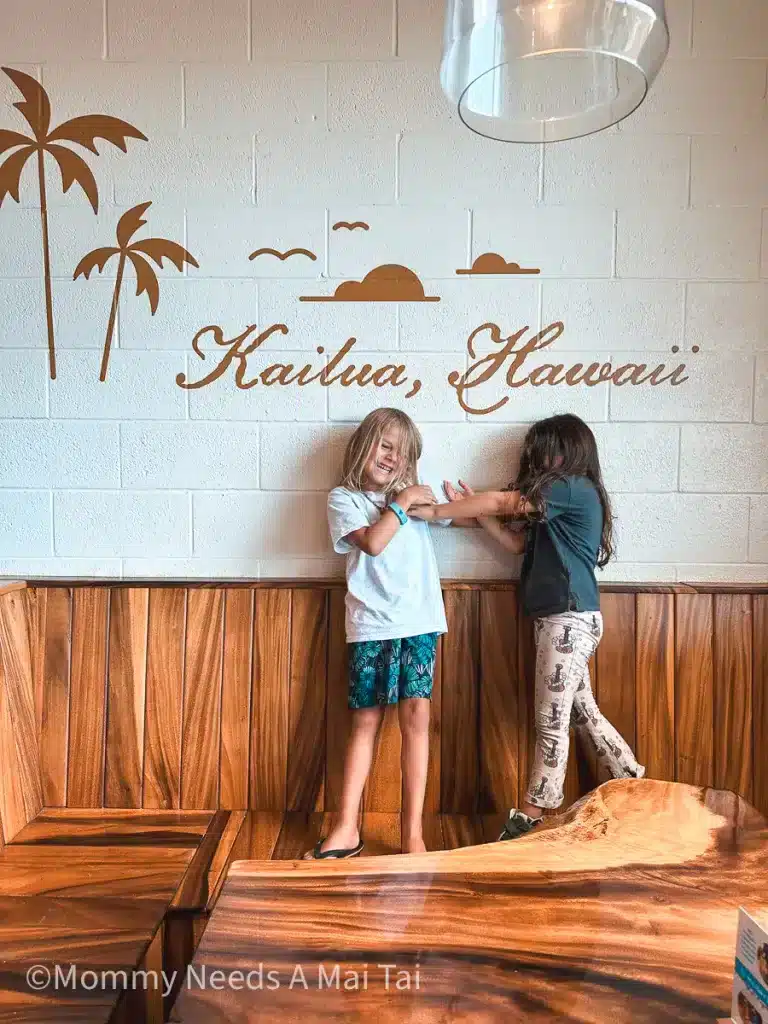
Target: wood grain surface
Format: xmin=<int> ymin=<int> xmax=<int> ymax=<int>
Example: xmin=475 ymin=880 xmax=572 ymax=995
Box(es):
xmin=0 ymin=846 xmax=195 ymax=900
xmin=67 ymin=589 xmax=109 ymax=808
xmin=4 ymin=583 xmax=767 ymax=825
xmin=143 ymin=588 xmax=185 ymax=810
xmin=0 ymin=895 xmax=167 ymax=1024
xmin=287 ymin=590 xmax=327 ymax=813
xmin=173 ymin=779 xmax=768 ymax=1024
xmin=105 ymin=588 xmax=149 ymax=808
xmin=250 ymin=589 xmax=290 ymax=811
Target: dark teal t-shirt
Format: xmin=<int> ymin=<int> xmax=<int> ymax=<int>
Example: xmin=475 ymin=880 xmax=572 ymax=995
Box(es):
xmin=519 ymin=476 xmax=602 ymax=618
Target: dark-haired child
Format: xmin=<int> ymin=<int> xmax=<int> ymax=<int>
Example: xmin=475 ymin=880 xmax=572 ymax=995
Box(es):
xmin=411 ymin=413 xmax=645 ymax=839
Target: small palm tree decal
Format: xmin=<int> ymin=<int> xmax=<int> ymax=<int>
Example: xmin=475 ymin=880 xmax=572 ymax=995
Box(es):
xmin=0 ymin=66 xmax=147 ymax=380
xmin=74 ymin=201 xmax=199 ymax=381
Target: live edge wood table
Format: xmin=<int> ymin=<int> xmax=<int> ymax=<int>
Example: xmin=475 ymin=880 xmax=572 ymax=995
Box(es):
xmin=172 ymin=780 xmax=768 ymax=1024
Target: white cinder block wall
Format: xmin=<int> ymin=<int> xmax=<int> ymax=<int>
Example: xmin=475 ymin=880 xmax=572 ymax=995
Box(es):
xmin=0 ymin=0 xmax=766 ymax=581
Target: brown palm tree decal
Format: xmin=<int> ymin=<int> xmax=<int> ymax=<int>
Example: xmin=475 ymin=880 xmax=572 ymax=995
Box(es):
xmin=0 ymin=66 xmax=147 ymax=380
xmin=74 ymin=201 xmax=199 ymax=381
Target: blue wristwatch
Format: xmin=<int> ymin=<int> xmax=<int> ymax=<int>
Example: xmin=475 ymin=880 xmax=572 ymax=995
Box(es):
xmin=387 ymin=501 xmax=408 ymax=526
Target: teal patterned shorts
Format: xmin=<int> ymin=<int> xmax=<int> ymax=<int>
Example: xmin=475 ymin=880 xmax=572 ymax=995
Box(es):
xmin=347 ymin=633 xmax=439 ymax=709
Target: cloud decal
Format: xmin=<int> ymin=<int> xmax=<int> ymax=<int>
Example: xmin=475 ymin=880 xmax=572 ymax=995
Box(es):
xmin=456 ymin=253 xmax=541 ymax=275
xmin=300 ymin=264 xmax=440 ymax=302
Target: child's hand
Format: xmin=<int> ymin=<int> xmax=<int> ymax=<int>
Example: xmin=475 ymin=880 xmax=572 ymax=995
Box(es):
xmin=396 ymin=484 xmax=436 ymax=512
xmin=444 ymin=479 xmax=475 ymax=500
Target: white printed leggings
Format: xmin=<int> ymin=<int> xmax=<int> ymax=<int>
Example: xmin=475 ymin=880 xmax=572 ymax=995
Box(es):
xmin=526 ymin=611 xmax=645 ymax=810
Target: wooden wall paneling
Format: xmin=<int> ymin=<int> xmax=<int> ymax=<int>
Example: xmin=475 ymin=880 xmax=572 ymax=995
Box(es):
xmin=181 ymin=589 xmax=225 ymax=809
xmin=28 ymin=588 xmax=46 ymax=742
xmin=635 ymin=594 xmax=675 ymax=781
xmin=423 ymin=617 xmax=442 ymax=815
xmin=713 ymin=594 xmax=753 ymax=801
xmin=360 ymin=810 xmax=401 ymax=855
xmin=0 ymin=654 xmax=27 ymax=842
xmin=105 ymin=589 xmax=149 ymax=808
xmin=0 ymin=591 xmax=43 ymax=824
xmin=250 ymin=589 xmax=290 ymax=811
xmin=441 ymin=590 xmax=479 ymax=814
xmin=324 ymin=589 xmax=351 ymax=813
xmin=575 ymin=654 xmax=600 ymax=796
xmin=478 ymin=590 xmax=520 ymax=813
xmin=37 ymin=588 xmax=72 ymax=807
xmin=596 ymin=594 xmax=636 ymax=753
xmin=287 ymin=590 xmax=328 ymax=812
xmin=753 ymin=596 xmax=768 ymax=818
xmin=143 ymin=589 xmax=186 ymax=809
xmin=273 ymin=811 xmax=329 ymax=859
xmin=516 ymin=614 xmax=536 ymax=802
xmin=364 ymin=705 xmax=402 ymax=813
xmin=220 ymin=589 xmax=253 ymax=809
xmin=675 ymin=594 xmax=714 ymax=788
xmin=441 ymin=813 xmax=484 ymax=849
xmin=67 ymin=588 xmax=109 ymax=807
xmin=560 ymin=731 xmax=582 ymax=810
xmin=422 ymin=812 xmax=444 ymax=851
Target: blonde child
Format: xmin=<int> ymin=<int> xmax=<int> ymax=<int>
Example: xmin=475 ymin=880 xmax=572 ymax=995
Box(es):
xmin=411 ymin=413 xmax=645 ymax=840
xmin=306 ymin=408 xmax=450 ymax=858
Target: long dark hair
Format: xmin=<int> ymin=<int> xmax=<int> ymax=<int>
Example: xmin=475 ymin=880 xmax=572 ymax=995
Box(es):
xmin=512 ymin=414 xmax=615 ymax=567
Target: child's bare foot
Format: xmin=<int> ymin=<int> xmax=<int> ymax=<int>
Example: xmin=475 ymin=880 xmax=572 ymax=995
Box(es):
xmin=402 ymin=836 xmax=427 ymax=854
xmin=304 ymin=824 xmax=360 ymax=860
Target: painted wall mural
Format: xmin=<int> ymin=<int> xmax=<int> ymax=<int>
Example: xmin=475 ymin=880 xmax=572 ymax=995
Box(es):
xmin=74 ymin=201 xmax=198 ymax=381
xmin=0 ymin=65 xmax=697 ymax=411
xmin=331 ymin=221 xmax=370 ymax=231
xmin=249 ymin=247 xmax=318 ymax=263
xmin=0 ymin=66 xmax=147 ymax=379
xmin=456 ymin=254 xmax=541 ymax=275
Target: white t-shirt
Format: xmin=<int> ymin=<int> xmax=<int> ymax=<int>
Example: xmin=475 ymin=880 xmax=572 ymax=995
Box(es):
xmin=328 ymin=477 xmax=449 ymax=644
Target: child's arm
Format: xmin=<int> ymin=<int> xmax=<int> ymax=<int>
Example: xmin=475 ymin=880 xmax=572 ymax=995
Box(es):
xmin=409 ymin=486 xmax=526 ymax=523
xmin=447 ymin=480 xmax=526 ymax=554
xmin=477 ymin=515 xmax=527 ymax=555
xmin=346 ymin=484 xmax=436 ymax=557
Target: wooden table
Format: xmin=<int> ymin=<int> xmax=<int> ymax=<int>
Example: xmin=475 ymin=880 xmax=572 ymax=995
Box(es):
xmin=172 ymin=779 xmax=768 ymax=1024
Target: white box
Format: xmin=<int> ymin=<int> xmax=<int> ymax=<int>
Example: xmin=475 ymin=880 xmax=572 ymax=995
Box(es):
xmin=731 ymin=908 xmax=768 ymax=1023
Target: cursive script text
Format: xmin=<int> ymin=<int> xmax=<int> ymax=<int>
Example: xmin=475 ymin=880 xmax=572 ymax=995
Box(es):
xmin=176 ymin=324 xmax=422 ymax=397
xmin=447 ymin=322 xmax=689 ymax=415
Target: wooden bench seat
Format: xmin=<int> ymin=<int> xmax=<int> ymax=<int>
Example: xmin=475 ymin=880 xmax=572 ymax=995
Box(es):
xmin=6 ymin=808 xmax=241 ymax=912
xmin=0 ymin=845 xmax=196 ymax=901
xmin=0 ymin=808 xmax=245 ymax=1023
xmin=11 ymin=809 xmax=215 ymax=847
xmin=0 ymin=895 xmax=167 ymax=1024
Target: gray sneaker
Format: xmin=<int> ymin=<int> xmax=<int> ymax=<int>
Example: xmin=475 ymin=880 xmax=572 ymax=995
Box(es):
xmin=498 ymin=809 xmax=541 ymax=841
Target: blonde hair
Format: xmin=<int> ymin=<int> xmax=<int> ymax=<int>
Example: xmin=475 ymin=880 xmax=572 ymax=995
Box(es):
xmin=340 ymin=408 xmax=422 ymax=498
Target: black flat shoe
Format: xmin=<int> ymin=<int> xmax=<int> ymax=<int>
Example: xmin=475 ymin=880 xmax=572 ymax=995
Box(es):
xmin=307 ymin=838 xmax=364 ymax=859
xmin=498 ymin=810 xmax=542 ymax=842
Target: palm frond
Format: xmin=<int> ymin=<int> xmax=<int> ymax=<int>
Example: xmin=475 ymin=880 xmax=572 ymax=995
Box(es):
xmin=116 ymin=202 xmax=152 ymax=247
xmin=2 ymin=67 xmax=51 ymax=140
xmin=73 ymin=247 xmax=120 ymax=280
xmin=129 ymin=237 xmax=199 ymax=272
xmin=126 ymin=250 xmax=160 ymax=314
xmin=47 ymin=143 xmax=99 ymax=212
xmin=0 ymin=145 xmax=35 ymax=205
xmin=47 ymin=115 xmax=147 ymax=154
xmin=0 ymin=129 xmax=34 ymax=155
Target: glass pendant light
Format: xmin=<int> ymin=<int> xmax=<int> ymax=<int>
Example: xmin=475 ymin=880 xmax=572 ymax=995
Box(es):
xmin=440 ymin=0 xmax=669 ymax=142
